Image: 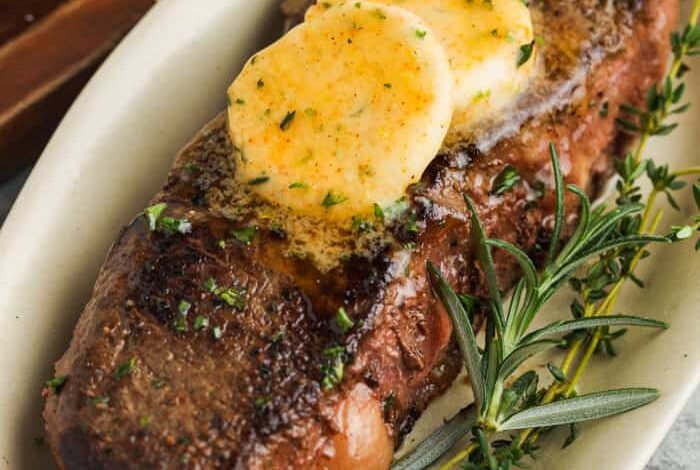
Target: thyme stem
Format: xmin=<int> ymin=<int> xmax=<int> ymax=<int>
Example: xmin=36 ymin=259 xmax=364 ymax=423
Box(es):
xmin=510 ymin=1 xmax=700 ymax=458
xmin=439 ymin=443 xmax=480 ymax=470
xmin=672 ymin=166 xmax=700 ymax=177
xmin=671 ymin=0 xmax=700 ymax=79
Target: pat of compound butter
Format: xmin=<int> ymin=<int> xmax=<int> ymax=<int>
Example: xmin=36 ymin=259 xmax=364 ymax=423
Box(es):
xmin=227 ymin=1 xmax=453 ymax=220
xmin=308 ymin=0 xmax=536 ymax=144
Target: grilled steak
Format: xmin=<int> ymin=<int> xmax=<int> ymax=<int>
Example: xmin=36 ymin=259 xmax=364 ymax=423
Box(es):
xmin=43 ymin=1 xmax=677 ymax=468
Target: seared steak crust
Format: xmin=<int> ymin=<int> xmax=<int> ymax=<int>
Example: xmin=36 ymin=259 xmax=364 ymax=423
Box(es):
xmin=44 ymin=1 xmax=677 ymax=468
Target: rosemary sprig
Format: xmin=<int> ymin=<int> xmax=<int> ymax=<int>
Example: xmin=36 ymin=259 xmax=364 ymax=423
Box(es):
xmin=515 ymin=0 xmax=700 ymax=450
xmin=392 ymin=5 xmax=700 ymax=468
xmin=395 ymin=146 xmax=670 ymax=470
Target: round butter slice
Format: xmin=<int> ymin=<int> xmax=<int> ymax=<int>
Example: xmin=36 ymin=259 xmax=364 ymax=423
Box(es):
xmin=227 ymin=1 xmax=453 ymax=220
xmin=308 ymin=0 xmax=535 ymax=143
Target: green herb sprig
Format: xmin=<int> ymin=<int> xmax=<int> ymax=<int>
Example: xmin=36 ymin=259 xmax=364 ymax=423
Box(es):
xmin=393 ymin=5 xmax=700 ymax=468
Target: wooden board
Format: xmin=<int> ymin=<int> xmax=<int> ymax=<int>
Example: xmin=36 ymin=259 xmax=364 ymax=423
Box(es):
xmin=0 ymin=0 xmax=154 ymax=182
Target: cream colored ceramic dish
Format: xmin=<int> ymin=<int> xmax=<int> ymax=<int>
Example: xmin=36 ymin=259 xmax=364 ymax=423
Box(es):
xmin=0 ymin=1 xmax=698 ymax=469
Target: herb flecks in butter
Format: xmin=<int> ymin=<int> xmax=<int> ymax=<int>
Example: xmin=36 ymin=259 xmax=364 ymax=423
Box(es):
xmin=248 ymin=176 xmax=270 ymax=185
xmin=517 ymin=40 xmax=535 ymax=67
xmin=280 ymin=111 xmax=296 ymax=131
xmin=321 ymin=191 xmax=349 ymax=208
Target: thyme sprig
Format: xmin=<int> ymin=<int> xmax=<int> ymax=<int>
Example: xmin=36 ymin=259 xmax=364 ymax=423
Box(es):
xmin=392 ymin=4 xmax=700 ymax=469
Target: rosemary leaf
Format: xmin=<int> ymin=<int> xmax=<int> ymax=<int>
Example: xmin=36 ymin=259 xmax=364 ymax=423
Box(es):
xmin=555 ymin=185 xmax=591 ymax=264
xmin=464 ymin=195 xmax=505 ymax=334
xmin=390 ymin=407 xmax=477 ymax=470
xmin=519 ymin=315 xmax=669 ymax=345
xmin=499 ymin=388 xmax=659 ymax=430
xmin=427 ymin=262 xmax=485 ymax=409
xmin=498 ymin=339 xmax=564 ymax=382
xmin=546 ymin=143 xmax=565 ymax=266
xmin=485 ymin=239 xmax=537 ymax=290
xmin=545 ymin=235 xmax=669 ymax=291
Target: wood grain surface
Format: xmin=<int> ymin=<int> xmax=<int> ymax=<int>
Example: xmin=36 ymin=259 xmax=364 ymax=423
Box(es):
xmin=0 ymin=0 xmax=154 ymax=182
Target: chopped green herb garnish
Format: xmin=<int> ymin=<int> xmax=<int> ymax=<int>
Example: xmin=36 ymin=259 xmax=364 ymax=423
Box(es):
xmin=280 ymin=110 xmax=297 ymax=130
xmin=159 ymin=216 xmax=192 ymax=235
xmin=254 ymin=396 xmax=271 ymax=409
xmin=184 ymin=162 xmax=200 ymax=174
xmin=373 ymin=203 xmax=385 ymax=220
xmin=321 ymin=191 xmax=348 ymax=208
xmin=321 ymin=345 xmax=346 ymax=390
xmin=114 ymin=357 xmax=137 ymax=380
xmin=335 ymin=307 xmax=355 ymax=333
xmin=351 ymin=216 xmax=371 ymax=232
xmin=144 ymin=203 xmax=167 ymax=231
xmin=90 ymin=395 xmax=110 ymax=405
xmin=384 ymin=83 xmax=392 ymax=89
xmin=173 ymin=316 xmax=188 ymax=332
xmin=491 ymin=165 xmax=521 ymax=195
xmin=178 ymin=300 xmax=191 ymax=316
xmin=289 ymin=181 xmax=309 ymax=190
xmin=517 ymin=40 xmax=535 ymax=67
xmin=231 ymin=226 xmax=257 ymax=244
xmin=532 ymin=180 xmax=546 ymax=199
xmin=248 ymin=175 xmax=270 ymax=185
xmin=204 ymin=277 xmax=217 ymax=293
xmin=194 ymin=316 xmax=209 ymax=331
xmin=372 ymin=8 xmax=387 ymax=19
xmin=383 ymin=197 xmax=409 ymax=221
xmin=144 ymin=204 xmax=191 ymax=234
xmin=151 ymin=378 xmax=166 ymax=389
xmin=45 ymin=375 xmax=68 ymax=394
xmin=271 ymin=328 xmax=286 ymax=342
xmin=600 ymin=101 xmax=610 ymax=118
xmin=406 ymin=212 xmax=419 ymax=233
xmin=235 ymin=98 xmax=245 ymax=105
xmin=473 ymin=89 xmax=492 ymax=102
xmin=416 ymin=29 xmax=427 ymax=39
xmin=214 ymin=287 xmax=247 ymax=309
xmin=233 ymin=144 xmax=248 ymax=162
xmin=212 ymin=326 xmax=223 ymax=340
xmin=139 ymin=415 xmax=152 ymax=428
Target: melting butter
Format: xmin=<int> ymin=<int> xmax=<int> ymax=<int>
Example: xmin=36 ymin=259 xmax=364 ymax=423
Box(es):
xmin=227 ymin=1 xmax=453 ymax=221
xmin=222 ymin=0 xmax=536 ymax=270
xmin=308 ymin=0 xmax=535 ymax=145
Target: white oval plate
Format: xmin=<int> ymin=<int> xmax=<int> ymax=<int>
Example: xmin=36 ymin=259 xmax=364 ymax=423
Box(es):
xmin=0 ymin=1 xmax=698 ymax=469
